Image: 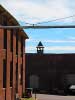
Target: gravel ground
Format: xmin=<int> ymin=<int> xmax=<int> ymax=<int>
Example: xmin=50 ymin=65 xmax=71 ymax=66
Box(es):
xmin=32 ymin=94 xmax=75 ymax=100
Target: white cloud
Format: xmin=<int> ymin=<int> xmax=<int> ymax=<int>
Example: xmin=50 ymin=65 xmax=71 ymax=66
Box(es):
xmin=26 ymin=46 xmax=75 ymax=53
xmin=45 ymin=46 xmax=75 ymax=51
xmin=1 ymin=0 xmax=75 ymax=24
xmin=26 ymin=46 xmax=36 ymax=52
xmin=27 ymin=39 xmax=75 ymax=43
xmin=43 ymin=40 xmax=75 ymax=43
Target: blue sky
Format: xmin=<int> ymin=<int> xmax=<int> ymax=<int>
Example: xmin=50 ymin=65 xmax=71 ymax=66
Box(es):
xmin=1 ymin=0 xmax=75 ymax=53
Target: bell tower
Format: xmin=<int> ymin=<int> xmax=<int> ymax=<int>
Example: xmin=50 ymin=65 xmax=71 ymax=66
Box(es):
xmin=36 ymin=41 xmax=44 ymax=54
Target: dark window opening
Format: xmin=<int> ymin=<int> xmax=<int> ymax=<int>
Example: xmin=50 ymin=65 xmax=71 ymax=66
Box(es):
xmin=0 ymin=15 xmax=3 ymax=25
xmin=23 ymin=39 xmax=25 ymax=53
xmin=20 ymin=64 xmax=23 ymax=85
xmin=10 ymin=61 xmax=13 ymax=87
xmin=3 ymin=15 xmax=7 ymax=25
xmin=16 ymin=63 xmax=18 ymax=93
xmin=10 ymin=29 xmax=13 ymax=52
xmin=21 ymin=37 xmax=23 ymax=56
xmin=16 ymin=30 xmax=18 ymax=55
xmin=4 ymin=29 xmax=7 ymax=49
xmin=3 ymin=59 xmax=6 ymax=88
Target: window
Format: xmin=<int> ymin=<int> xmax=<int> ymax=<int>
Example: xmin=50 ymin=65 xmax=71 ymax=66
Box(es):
xmin=3 ymin=59 xmax=6 ymax=88
xmin=10 ymin=29 xmax=13 ymax=52
xmin=2 ymin=15 xmax=7 ymax=25
xmin=4 ymin=29 xmax=7 ymax=49
xmin=20 ymin=64 xmax=23 ymax=85
xmin=16 ymin=30 xmax=18 ymax=55
xmin=10 ymin=61 xmax=13 ymax=87
xmin=16 ymin=63 xmax=18 ymax=93
xmin=23 ymin=39 xmax=25 ymax=50
xmin=0 ymin=15 xmax=3 ymax=25
xmin=21 ymin=37 xmax=23 ymax=56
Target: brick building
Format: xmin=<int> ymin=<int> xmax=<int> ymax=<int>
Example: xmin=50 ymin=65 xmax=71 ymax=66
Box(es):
xmin=0 ymin=5 xmax=28 ymax=100
xmin=26 ymin=41 xmax=75 ymax=94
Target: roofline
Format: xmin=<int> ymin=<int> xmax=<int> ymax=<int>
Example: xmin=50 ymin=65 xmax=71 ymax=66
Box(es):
xmin=0 ymin=5 xmax=19 ymax=25
xmin=20 ymin=29 xmax=29 ymax=39
xmin=26 ymin=53 xmax=75 ymax=55
xmin=0 ymin=5 xmax=28 ymax=39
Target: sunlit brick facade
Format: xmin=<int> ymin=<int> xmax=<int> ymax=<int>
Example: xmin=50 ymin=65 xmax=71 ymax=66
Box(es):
xmin=0 ymin=5 xmax=28 ymax=100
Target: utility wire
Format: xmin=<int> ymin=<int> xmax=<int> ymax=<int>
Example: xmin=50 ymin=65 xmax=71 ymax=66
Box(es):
xmin=1 ymin=15 xmax=75 ymax=29
xmin=30 ymin=14 xmax=75 ymax=25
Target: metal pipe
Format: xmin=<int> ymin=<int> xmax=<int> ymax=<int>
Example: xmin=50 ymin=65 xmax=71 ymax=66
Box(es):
xmin=1 ymin=25 xmax=75 ymax=29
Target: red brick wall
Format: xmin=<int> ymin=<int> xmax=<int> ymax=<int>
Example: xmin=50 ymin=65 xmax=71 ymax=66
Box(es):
xmin=12 ymin=30 xmax=16 ymax=100
xmin=2 ymin=88 xmax=6 ymax=100
xmin=18 ymin=33 xmax=22 ymax=97
xmin=0 ymin=28 xmax=26 ymax=100
xmin=23 ymin=39 xmax=25 ymax=93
